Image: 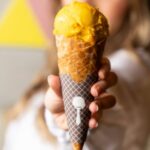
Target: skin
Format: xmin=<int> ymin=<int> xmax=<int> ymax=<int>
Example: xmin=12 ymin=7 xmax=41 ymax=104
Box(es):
xmin=45 ymin=58 xmax=117 ymax=130
xmin=45 ymin=0 xmax=128 ymax=130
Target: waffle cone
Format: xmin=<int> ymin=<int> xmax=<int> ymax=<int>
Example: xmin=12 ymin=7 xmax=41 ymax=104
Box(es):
xmin=56 ymin=35 xmax=105 ymax=150
xmin=73 ymin=143 xmax=83 ymax=150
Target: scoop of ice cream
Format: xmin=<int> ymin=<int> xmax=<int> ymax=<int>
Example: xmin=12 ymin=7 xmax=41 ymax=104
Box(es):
xmin=53 ymin=1 xmax=109 ymax=43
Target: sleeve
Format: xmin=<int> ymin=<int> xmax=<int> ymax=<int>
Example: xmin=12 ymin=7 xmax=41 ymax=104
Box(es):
xmin=44 ymin=109 xmax=90 ymax=150
xmin=2 ymin=121 xmax=18 ymax=150
xmin=44 ymin=109 xmax=72 ymax=150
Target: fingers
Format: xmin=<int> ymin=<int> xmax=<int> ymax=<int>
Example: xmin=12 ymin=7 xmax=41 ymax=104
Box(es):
xmin=89 ymin=118 xmax=99 ymax=128
xmin=90 ymin=62 xmax=117 ymax=129
xmin=99 ymin=92 xmax=116 ymax=109
xmin=45 ymin=75 xmax=68 ymax=130
xmin=91 ymin=72 xmax=118 ymax=97
xmin=89 ymin=103 xmax=100 ymax=128
xmin=54 ymin=113 xmax=68 ymax=130
xmin=98 ymin=57 xmax=111 ymax=80
xmin=89 ymin=92 xmax=116 ymax=129
xmin=89 ymin=102 xmax=99 ymax=113
xmin=89 ymin=92 xmax=116 ymax=112
xmin=44 ymin=75 xmax=64 ymax=114
xmin=91 ymin=80 xmax=107 ymax=97
xmin=89 ymin=110 xmax=102 ymax=129
xmin=48 ymin=75 xmax=62 ymax=97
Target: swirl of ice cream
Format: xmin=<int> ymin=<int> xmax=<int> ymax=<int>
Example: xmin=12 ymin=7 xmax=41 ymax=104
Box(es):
xmin=53 ymin=1 xmax=109 ymax=42
xmin=54 ymin=1 xmax=109 ymax=82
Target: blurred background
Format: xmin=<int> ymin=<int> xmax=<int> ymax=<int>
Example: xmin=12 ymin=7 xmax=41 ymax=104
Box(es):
xmin=0 ymin=0 xmax=52 ymax=148
xmin=0 ymin=0 xmax=150 ymax=150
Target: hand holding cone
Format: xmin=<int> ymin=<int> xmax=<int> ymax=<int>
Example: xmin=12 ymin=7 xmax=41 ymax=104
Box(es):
xmin=53 ymin=1 xmax=109 ymax=149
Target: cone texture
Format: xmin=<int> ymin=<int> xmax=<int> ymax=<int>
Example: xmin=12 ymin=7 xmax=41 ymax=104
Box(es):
xmin=56 ymin=35 xmax=105 ymax=149
xmin=60 ymin=74 xmax=97 ymax=145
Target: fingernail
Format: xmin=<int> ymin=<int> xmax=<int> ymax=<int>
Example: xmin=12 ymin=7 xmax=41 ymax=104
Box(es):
xmin=96 ymin=105 xmax=99 ymax=112
xmin=47 ymin=75 xmax=51 ymax=85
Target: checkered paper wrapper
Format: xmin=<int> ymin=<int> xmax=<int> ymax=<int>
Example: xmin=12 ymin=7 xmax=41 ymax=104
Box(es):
xmin=56 ymin=35 xmax=105 ymax=150
xmin=60 ymin=74 xmax=97 ymax=149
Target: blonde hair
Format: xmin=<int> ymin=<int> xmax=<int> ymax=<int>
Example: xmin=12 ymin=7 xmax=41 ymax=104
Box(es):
xmin=7 ymin=0 xmax=150 ymax=142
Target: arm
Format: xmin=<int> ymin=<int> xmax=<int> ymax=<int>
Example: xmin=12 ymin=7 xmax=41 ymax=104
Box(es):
xmin=44 ymin=58 xmax=117 ymax=146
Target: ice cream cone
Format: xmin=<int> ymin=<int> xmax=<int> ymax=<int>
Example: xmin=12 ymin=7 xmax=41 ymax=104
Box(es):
xmin=53 ymin=1 xmax=109 ymax=149
xmin=73 ymin=143 xmax=83 ymax=150
xmin=56 ymin=35 xmax=106 ymax=149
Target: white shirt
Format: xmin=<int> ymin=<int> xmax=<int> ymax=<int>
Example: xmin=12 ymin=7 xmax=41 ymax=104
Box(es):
xmin=3 ymin=49 xmax=150 ymax=150
xmin=3 ymin=93 xmax=57 ymax=150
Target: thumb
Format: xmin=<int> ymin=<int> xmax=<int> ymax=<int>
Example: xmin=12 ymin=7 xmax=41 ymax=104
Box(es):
xmin=45 ymin=75 xmax=64 ymax=114
xmin=48 ymin=75 xmax=62 ymax=97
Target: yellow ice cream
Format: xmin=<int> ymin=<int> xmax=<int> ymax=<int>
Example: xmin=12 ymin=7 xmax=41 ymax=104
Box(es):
xmin=53 ymin=1 xmax=109 ymax=43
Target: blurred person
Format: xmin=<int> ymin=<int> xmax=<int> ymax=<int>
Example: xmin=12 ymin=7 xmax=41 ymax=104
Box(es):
xmin=45 ymin=0 xmax=150 ymax=150
xmin=3 ymin=0 xmax=150 ymax=150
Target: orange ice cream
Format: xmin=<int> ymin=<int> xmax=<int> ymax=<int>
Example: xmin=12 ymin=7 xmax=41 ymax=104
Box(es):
xmin=54 ymin=1 xmax=108 ymax=42
xmin=53 ymin=2 xmax=109 ymax=149
xmin=54 ymin=1 xmax=109 ymax=82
